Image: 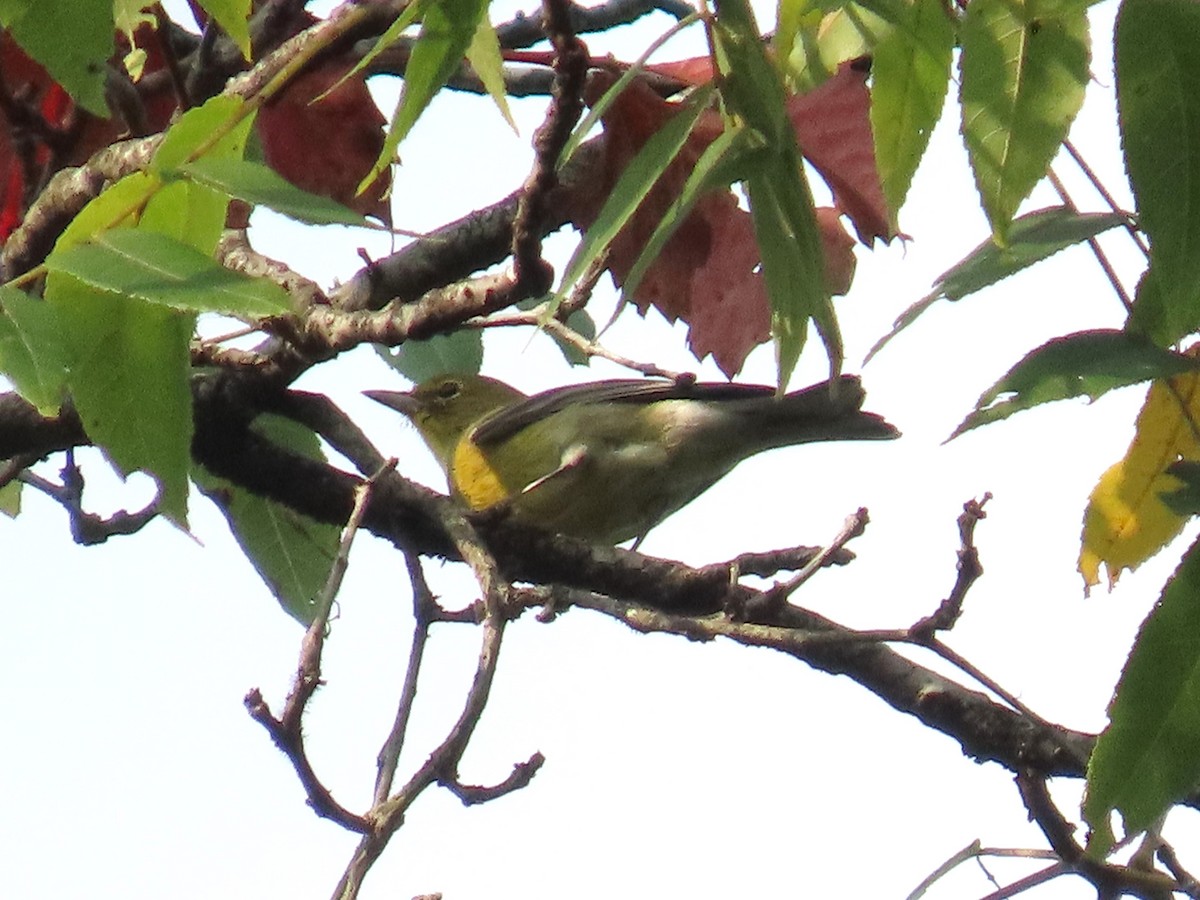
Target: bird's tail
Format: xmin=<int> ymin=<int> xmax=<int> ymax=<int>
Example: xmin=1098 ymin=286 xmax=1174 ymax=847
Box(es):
xmin=756 ymin=375 xmax=899 ymax=446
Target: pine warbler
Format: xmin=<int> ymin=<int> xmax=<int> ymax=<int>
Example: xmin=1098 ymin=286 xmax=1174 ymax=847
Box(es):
xmin=366 ymin=373 xmax=898 ymax=545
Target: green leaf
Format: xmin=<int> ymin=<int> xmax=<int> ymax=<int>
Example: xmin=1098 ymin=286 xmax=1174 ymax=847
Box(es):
xmin=1160 ymin=461 xmax=1200 ymax=517
xmin=867 ymin=207 xmax=1126 ymax=360
xmin=555 ymin=85 xmax=715 ymax=304
xmin=783 ymin=1 xmax=895 ymax=89
xmin=335 ymin=0 xmax=430 ymax=91
xmin=46 ymin=229 xmax=292 ymax=318
xmin=959 ymin=0 xmax=1090 ymax=242
xmin=870 ymin=0 xmax=953 ymax=219
xmin=747 ymin=169 xmax=839 ymax=384
xmin=465 ymin=14 xmax=515 ymax=132
xmin=179 ymin=158 xmax=367 ymax=226
xmin=113 ymin=0 xmax=155 ymax=80
xmin=193 ymin=415 xmax=339 ymax=625
xmin=935 ymin=207 xmax=1126 ymax=301
xmin=46 ymin=275 xmax=193 ymax=525
xmin=366 ymin=0 xmax=489 ymax=191
xmin=54 ymin=172 xmax=160 ymax=252
xmin=552 ymin=308 xmax=597 ymax=367
xmin=950 ymin=330 xmax=1200 ymax=440
xmin=0 ymin=287 xmax=67 ymax=414
xmin=143 ymin=97 xmax=256 ymax=254
xmin=0 ymin=0 xmax=112 ymax=115
xmin=714 ymin=0 xmax=792 ymax=145
xmin=1116 ymin=0 xmax=1200 ymax=344
xmin=1085 ymin=534 xmax=1200 ymax=853
xmin=714 ymin=0 xmax=836 ymax=384
xmin=0 ymin=478 xmax=20 ymax=518
xmin=1128 ymin=268 xmax=1172 ymax=345
xmin=139 ymin=179 xmax=229 ymax=254
xmin=196 ymin=0 xmax=251 ymax=60
xmin=153 ymin=94 xmax=254 ymax=173
xmin=377 ymin=329 xmax=484 ymax=382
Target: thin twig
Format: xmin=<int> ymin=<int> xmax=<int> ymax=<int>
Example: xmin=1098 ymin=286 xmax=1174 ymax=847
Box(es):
xmin=974 ymin=862 xmax=1069 ymax=900
xmin=1015 ymin=772 xmax=1179 ymax=899
xmin=333 ymin=499 xmax=514 ymax=899
xmin=1046 ymin=167 xmax=1133 ymax=313
xmin=373 ymin=550 xmax=438 ymax=805
xmin=0 ymin=452 xmax=37 ymax=489
xmin=699 ymin=543 xmax=855 ymax=579
xmin=1158 ymin=841 xmax=1200 ymax=899
xmin=905 ymin=840 xmax=1061 ymax=900
xmin=1062 ymin=138 xmax=1148 ymax=257
xmin=910 ymin=494 xmax=990 ymax=639
xmin=244 ymin=461 xmax=394 ymax=833
xmin=760 ymin=508 xmax=869 ymax=605
xmin=924 ymin=636 xmax=1051 ymax=728
xmin=474 ymin=304 xmax=690 ymax=379
xmin=18 ymin=450 xmax=159 ymax=544
xmin=440 ymin=752 xmax=546 ymax=805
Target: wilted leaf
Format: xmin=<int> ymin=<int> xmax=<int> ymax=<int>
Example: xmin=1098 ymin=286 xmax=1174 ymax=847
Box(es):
xmin=1080 ymin=368 xmax=1200 ymax=589
xmin=556 ymin=85 xmax=714 ymax=307
xmin=787 ymin=59 xmax=892 ymax=243
xmin=259 ymin=60 xmax=390 ymax=220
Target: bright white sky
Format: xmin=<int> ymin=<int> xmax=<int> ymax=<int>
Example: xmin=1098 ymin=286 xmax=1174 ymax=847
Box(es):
xmin=4 ymin=2 xmax=1192 ymax=898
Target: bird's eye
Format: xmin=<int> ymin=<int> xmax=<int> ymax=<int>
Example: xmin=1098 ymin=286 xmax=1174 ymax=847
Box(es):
xmin=435 ymin=379 xmax=462 ymax=401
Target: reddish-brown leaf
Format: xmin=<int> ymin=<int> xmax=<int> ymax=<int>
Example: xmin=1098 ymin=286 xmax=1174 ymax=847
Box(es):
xmin=645 ymin=56 xmax=716 ymax=86
xmin=565 ymin=74 xmax=764 ymax=375
xmin=817 ymin=206 xmax=857 ymax=295
xmin=256 ymin=60 xmax=390 ymax=222
xmin=566 ymin=69 xmax=872 ymax=376
xmin=787 ymin=60 xmax=891 ymax=243
xmin=0 ymin=28 xmax=183 ymax=240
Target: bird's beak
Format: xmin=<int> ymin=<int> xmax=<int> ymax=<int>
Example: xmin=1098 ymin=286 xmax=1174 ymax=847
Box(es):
xmin=364 ymin=389 xmax=419 ymax=418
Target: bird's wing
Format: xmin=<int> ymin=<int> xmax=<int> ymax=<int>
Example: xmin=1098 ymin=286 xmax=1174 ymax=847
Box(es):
xmin=468 ymin=378 xmax=782 ymax=447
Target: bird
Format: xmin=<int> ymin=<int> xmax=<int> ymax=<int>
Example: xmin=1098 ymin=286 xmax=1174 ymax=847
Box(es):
xmin=366 ymin=372 xmax=898 ymax=546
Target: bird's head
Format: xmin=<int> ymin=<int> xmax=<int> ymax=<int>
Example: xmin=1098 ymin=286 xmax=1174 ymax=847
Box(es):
xmin=365 ymin=374 xmax=524 ymax=466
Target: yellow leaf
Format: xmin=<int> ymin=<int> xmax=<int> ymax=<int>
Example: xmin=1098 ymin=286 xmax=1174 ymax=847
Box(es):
xmin=1080 ymin=373 xmax=1200 ymax=589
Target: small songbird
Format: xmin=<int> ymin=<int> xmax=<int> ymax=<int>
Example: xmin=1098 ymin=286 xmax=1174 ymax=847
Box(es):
xmin=366 ymin=373 xmax=898 ymax=545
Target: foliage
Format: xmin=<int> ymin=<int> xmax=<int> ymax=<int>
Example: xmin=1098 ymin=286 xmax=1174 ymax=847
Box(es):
xmin=3 ymin=0 xmax=1200 ymax=897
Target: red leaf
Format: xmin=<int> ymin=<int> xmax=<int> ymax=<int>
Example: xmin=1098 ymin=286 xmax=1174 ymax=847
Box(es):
xmin=644 ymin=56 xmax=716 ymax=86
xmin=256 ymin=60 xmax=390 ymax=222
xmin=787 ymin=60 xmax=891 ymax=244
xmin=0 ymin=27 xmax=182 ymax=240
xmin=567 ymin=70 xmax=874 ymax=377
xmin=817 ymin=207 xmax=857 ymax=296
